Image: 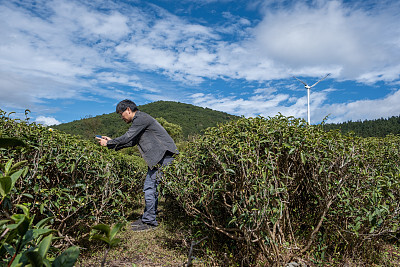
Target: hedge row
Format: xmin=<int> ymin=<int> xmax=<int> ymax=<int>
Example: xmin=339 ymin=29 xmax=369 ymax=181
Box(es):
xmin=0 ymin=110 xmax=146 ymax=243
xmin=162 ymin=115 xmax=400 ymax=265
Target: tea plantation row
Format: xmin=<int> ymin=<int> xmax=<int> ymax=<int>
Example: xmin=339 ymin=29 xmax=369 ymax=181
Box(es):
xmin=1 ymin=109 xmax=146 ymax=265
xmin=1 ymin=109 xmax=400 ymax=266
xmin=162 ymin=115 xmax=400 ymax=265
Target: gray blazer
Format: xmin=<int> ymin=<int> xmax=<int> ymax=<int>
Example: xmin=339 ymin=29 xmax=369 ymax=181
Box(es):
xmin=107 ymin=111 xmax=178 ymax=169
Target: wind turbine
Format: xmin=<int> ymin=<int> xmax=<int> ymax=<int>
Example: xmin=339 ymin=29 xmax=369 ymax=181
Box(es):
xmin=293 ymin=73 xmax=330 ymax=124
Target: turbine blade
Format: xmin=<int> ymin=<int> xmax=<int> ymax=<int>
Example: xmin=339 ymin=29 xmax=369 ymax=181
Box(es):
xmin=292 ymin=76 xmax=308 ymax=86
xmin=310 ymin=73 xmax=330 ymax=88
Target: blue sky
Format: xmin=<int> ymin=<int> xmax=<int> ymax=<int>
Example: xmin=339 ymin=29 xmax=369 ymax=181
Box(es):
xmin=1 ymin=0 xmax=400 ymax=125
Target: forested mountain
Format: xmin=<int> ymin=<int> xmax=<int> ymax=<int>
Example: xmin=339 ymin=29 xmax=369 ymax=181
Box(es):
xmin=52 ymin=101 xmax=238 ymax=140
xmin=323 ymin=115 xmax=400 ymax=137
xmin=53 ymin=100 xmax=399 ymax=140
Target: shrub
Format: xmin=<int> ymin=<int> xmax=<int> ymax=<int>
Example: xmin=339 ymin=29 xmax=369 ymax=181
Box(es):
xmin=162 ymin=115 xmax=400 ymax=265
xmin=0 ymin=109 xmax=146 ymax=246
xmin=1 ymin=141 xmax=80 ymax=266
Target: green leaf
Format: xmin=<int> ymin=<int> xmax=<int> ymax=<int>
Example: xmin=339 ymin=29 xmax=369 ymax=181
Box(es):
xmin=10 ymin=169 xmax=24 ymax=189
xmin=109 ymin=223 xmax=124 ymax=240
xmin=226 ymin=168 xmax=235 ymax=174
xmin=7 ymin=223 xmax=19 ymax=230
xmin=9 ymin=161 xmax=28 ymax=174
xmin=90 ymin=234 xmax=110 ymax=245
xmin=20 ymin=229 xmax=35 ymax=250
xmin=228 ymin=217 xmax=237 ymax=225
xmin=70 ymin=162 xmax=75 ymax=173
xmin=92 ymin=224 xmax=110 ymax=237
xmin=22 ymin=193 xmax=34 ymax=199
xmin=300 ymin=152 xmax=306 ymax=164
xmin=109 ymin=238 xmax=122 ymax=247
xmin=232 ymin=204 xmax=238 ymax=215
xmin=40 ymin=203 xmax=45 ymax=214
xmin=38 ymin=234 xmax=53 ymax=258
xmin=35 ymin=217 xmax=54 ymax=229
xmin=25 ymin=251 xmax=44 ymax=267
xmin=3 ymin=243 xmax=15 ymax=257
xmin=9 ymin=214 xmax=30 ymax=236
xmin=318 ymin=165 xmax=324 ymax=174
xmin=52 ymin=246 xmax=80 ymax=267
xmin=0 ymin=176 xmax=12 ymax=197
xmin=43 ymin=259 xmax=52 ymax=267
xmin=32 ymin=229 xmax=54 ymax=240
xmin=4 ymin=159 xmax=14 ymax=174
xmin=0 ymin=219 xmax=10 ymax=227
xmin=15 ymin=204 xmax=30 ymax=217
xmin=22 ymin=166 xmax=29 ymax=177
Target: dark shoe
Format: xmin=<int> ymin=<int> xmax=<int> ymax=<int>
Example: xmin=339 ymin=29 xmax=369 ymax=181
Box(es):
xmin=131 ymin=219 xmax=143 ymax=227
xmin=131 ymin=221 xmax=157 ymax=232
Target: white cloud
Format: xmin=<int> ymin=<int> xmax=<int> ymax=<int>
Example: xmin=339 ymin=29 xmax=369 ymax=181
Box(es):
xmin=249 ymin=0 xmax=400 ymax=82
xmin=80 ymin=11 xmax=129 ymax=40
xmin=2 ymin=0 xmax=399 ymax=89
xmin=0 ymin=4 xmax=99 ymax=77
xmin=114 ymin=11 xmax=223 ymax=83
xmin=317 ymin=89 xmax=400 ymax=123
xmin=123 ymin=0 xmax=400 ymax=85
xmin=95 ymin=72 xmax=147 ymax=90
xmin=35 ymin=116 xmax=61 ymax=126
xmin=190 ymin=88 xmax=302 ymax=118
xmin=190 ymin=87 xmax=400 ymax=124
xmin=0 ymin=71 xmax=82 ymax=110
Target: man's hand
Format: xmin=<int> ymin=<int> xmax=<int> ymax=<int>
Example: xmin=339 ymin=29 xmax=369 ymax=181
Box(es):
xmin=95 ymin=136 xmax=111 ymax=147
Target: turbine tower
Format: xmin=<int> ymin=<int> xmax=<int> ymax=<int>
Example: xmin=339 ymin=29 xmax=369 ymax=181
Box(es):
xmin=293 ymin=73 xmax=330 ymax=124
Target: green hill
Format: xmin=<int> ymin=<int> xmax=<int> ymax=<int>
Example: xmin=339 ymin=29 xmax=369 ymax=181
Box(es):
xmin=53 ymin=101 xmax=238 ymax=140
xmin=323 ymin=115 xmax=400 ymax=137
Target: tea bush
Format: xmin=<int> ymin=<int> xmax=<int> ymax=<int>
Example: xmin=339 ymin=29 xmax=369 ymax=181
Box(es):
xmin=0 ymin=110 xmax=146 ymax=245
xmin=162 ymin=115 xmax=400 ymax=265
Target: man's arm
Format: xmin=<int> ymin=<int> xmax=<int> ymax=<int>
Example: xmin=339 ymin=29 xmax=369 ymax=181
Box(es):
xmin=105 ymin=114 xmax=149 ymax=150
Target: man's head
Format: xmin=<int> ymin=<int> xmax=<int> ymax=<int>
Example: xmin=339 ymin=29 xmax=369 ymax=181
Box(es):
xmin=116 ymin=99 xmax=138 ymax=123
xmin=116 ymin=99 xmax=138 ymax=113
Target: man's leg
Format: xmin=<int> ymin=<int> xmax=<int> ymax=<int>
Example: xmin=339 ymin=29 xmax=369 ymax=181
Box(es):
xmin=141 ymin=154 xmax=174 ymax=226
xmin=142 ymin=167 xmax=159 ymax=226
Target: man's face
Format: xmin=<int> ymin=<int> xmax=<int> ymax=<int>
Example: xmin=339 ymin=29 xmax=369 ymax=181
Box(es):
xmin=119 ymin=108 xmax=134 ymax=123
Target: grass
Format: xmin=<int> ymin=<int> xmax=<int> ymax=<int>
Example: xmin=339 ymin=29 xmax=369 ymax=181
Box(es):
xmin=78 ymin=225 xmax=187 ymax=266
xmin=76 ymin=196 xmax=211 ymax=266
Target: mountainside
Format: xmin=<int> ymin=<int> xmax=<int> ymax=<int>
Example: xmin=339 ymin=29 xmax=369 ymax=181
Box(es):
xmin=323 ymin=115 xmax=400 ymax=137
xmin=53 ymin=101 xmax=238 ymax=140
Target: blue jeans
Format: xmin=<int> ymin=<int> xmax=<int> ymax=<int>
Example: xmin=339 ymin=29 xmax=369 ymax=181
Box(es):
xmin=141 ymin=153 xmax=174 ymax=226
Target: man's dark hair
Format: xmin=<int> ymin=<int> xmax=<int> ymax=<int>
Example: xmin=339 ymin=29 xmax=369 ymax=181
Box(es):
xmin=116 ymin=99 xmax=138 ymax=114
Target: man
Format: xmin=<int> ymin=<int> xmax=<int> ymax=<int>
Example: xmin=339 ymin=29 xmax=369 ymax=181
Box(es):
xmin=96 ymin=99 xmax=178 ymax=231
